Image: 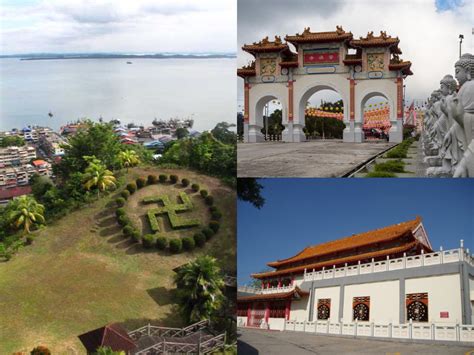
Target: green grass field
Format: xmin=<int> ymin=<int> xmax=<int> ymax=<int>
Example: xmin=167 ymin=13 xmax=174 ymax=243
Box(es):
xmin=0 ymin=167 xmax=236 ymax=353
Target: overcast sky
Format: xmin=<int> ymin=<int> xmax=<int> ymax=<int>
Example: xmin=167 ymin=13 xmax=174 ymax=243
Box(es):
xmin=0 ymin=0 xmax=236 ymax=54
xmin=237 ymin=0 xmax=473 ymax=108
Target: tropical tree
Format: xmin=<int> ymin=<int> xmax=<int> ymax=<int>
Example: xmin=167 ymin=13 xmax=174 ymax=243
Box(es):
xmin=82 ymin=156 xmax=117 ymax=199
xmin=174 ymin=255 xmax=225 ymax=323
xmin=95 ymin=347 xmax=125 ymax=355
xmin=118 ymin=149 xmax=140 ymax=171
xmin=7 ymin=195 xmax=45 ymax=235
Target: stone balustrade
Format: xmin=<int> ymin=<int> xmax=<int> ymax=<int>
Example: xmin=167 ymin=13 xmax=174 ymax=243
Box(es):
xmin=238 ymin=284 xmax=296 ymax=295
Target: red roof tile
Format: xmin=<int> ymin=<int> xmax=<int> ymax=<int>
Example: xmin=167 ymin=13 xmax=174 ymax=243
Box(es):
xmin=286 ymin=26 xmax=353 ymax=44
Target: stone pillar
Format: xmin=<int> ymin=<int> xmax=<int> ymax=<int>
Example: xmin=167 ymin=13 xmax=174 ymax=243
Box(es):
xmin=339 ymin=285 xmax=345 ymax=321
xmin=265 ymin=302 xmax=270 ymax=323
xmin=389 ymin=76 xmax=404 ymax=143
xmin=399 ymin=277 xmax=406 ymax=324
xmin=344 ymin=78 xmax=356 ymax=142
xmin=308 ymin=282 xmax=315 ymax=322
xmin=243 ymin=82 xmax=250 ymax=142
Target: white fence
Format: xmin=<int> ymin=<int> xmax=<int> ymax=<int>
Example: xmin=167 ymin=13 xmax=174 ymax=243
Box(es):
xmin=303 ymin=248 xmax=468 ymax=282
xmin=278 ymin=320 xmax=474 ymax=343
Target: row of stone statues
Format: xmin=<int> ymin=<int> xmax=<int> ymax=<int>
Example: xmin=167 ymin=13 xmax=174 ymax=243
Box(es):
xmin=422 ymin=53 xmax=474 ymax=177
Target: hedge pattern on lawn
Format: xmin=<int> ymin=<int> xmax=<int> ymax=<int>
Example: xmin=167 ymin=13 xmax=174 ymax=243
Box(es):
xmin=114 ymin=174 xmax=221 ymax=254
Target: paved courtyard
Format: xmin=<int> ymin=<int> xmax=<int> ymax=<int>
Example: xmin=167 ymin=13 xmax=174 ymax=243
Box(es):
xmin=237 ymin=140 xmax=394 ymax=177
xmin=238 ymin=328 xmax=474 ymax=355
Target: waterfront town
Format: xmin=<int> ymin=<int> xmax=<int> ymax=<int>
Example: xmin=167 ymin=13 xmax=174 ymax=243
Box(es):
xmin=0 ymin=118 xmax=198 ymax=205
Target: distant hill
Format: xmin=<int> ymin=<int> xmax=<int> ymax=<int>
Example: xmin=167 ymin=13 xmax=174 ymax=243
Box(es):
xmin=0 ymin=52 xmax=236 ymax=60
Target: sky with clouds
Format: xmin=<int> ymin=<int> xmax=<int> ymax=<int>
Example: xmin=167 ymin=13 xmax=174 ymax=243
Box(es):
xmin=0 ymin=0 xmax=236 ymax=54
xmin=237 ymin=0 xmax=473 ymax=107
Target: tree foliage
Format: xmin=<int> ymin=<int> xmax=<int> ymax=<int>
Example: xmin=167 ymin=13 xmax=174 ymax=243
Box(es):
xmin=7 ymin=195 xmax=45 ymax=235
xmin=82 ymin=156 xmax=117 ymax=198
xmin=174 ymin=255 xmax=225 ymax=323
xmin=211 ymin=122 xmax=237 ymax=145
xmin=118 ymin=149 xmax=140 ymax=171
xmin=0 ymin=135 xmax=25 ymax=147
xmin=237 ymin=178 xmax=264 ymax=209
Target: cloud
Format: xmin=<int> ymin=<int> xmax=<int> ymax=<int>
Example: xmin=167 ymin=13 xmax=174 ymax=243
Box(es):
xmin=0 ymin=0 xmax=236 ymax=54
xmin=237 ymin=0 xmax=473 ymax=107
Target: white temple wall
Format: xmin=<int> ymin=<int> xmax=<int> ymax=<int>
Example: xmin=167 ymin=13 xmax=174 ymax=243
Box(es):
xmin=343 ymin=280 xmax=399 ymax=323
xmin=268 ymin=318 xmax=286 ymax=331
xmin=290 ymin=297 xmax=310 ymax=321
xmin=406 ymin=274 xmax=462 ymax=323
xmin=313 ymin=286 xmax=341 ymax=322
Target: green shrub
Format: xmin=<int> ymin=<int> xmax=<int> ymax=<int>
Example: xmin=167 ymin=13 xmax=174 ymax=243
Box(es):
xmin=181 ymin=178 xmax=190 ymax=187
xmin=136 ymin=177 xmax=146 ymax=188
xmin=191 ymin=183 xmax=200 ymax=192
xmin=159 ymin=174 xmax=167 ymax=183
xmin=118 ymin=214 xmax=130 ymax=226
xmin=30 ymin=346 xmax=52 ymax=355
xmin=126 ymin=182 xmax=137 ymax=194
xmin=182 ymin=236 xmax=195 ymax=251
xmin=209 ymin=206 xmax=218 ymax=213
xmin=25 ymin=235 xmax=34 ymax=245
xmin=116 ymin=207 xmax=126 ymax=217
xmin=147 ymin=174 xmax=158 ymax=184
xmin=365 ymin=171 xmax=397 ymax=178
xmin=156 ymin=236 xmax=168 ymax=250
xmin=123 ymin=225 xmax=134 ymax=237
xmin=205 ymin=195 xmax=214 ymax=206
xmin=121 ymin=189 xmax=130 ymax=200
xmin=131 ymin=229 xmax=141 ymax=243
xmin=170 ymin=174 xmax=178 ymax=184
xmin=194 ymin=232 xmax=206 ymax=247
xmin=200 ymin=189 xmax=208 ymax=198
xmin=116 ymin=197 xmax=125 ymax=207
xmin=142 ymin=234 xmax=156 ymax=248
xmin=374 ymin=159 xmax=405 ymax=173
xmin=209 ymin=220 xmax=220 ymax=233
xmin=169 ymin=238 xmax=182 ymax=253
xmin=211 ymin=210 xmax=222 ymax=220
xmin=202 ymin=227 xmax=214 ymax=240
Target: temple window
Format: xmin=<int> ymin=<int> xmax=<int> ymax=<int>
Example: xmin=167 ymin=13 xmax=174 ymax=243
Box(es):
xmin=406 ymin=293 xmax=429 ymax=322
xmin=269 ymin=301 xmax=286 ymax=318
xmin=317 ymin=298 xmax=331 ymax=320
xmin=353 ymin=296 xmax=370 ymax=321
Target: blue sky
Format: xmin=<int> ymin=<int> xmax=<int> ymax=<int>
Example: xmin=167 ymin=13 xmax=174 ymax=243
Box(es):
xmin=238 ymin=179 xmax=474 ymax=285
xmin=435 ymin=0 xmax=466 ymax=11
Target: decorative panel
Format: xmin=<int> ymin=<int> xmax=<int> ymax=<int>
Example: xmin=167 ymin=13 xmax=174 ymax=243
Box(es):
xmin=260 ymin=58 xmax=277 ymax=76
xmin=353 ymin=296 xmax=370 ymax=321
xmin=317 ymin=298 xmax=331 ymax=320
xmin=406 ymin=293 xmax=429 ymax=322
xmin=303 ymin=49 xmax=339 ymax=65
xmin=367 ymin=53 xmax=384 ymax=71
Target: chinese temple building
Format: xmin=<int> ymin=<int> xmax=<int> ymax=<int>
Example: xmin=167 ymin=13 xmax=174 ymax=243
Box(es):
xmin=237 ymin=217 xmax=474 ymax=334
xmin=238 ymin=27 xmax=413 ymax=143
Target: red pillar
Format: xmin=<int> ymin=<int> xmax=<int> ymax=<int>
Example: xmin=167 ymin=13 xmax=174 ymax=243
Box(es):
xmin=267 ymin=281 xmax=270 ymax=289
xmin=285 ymin=300 xmax=291 ymax=320
xmin=261 ymin=280 xmax=264 ymax=289
xmin=291 ymin=275 xmax=294 ymax=285
xmin=396 ymin=77 xmax=403 ymax=120
xmin=288 ymin=80 xmax=294 ymax=121
xmin=349 ymin=79 xmax=355 ymax=121
xmin=244 ymin=83 xmax=250 ymax=123
xmin=278 ymin=278 xmax=282 ymax=287
xmin=246 ymin=303 xmax=251 ymax=326
xmin=265 ymin=302 xmax=270 ymax=323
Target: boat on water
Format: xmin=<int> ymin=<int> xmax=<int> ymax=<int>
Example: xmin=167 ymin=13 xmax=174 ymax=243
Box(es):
xmin=126 ymin=61 xmax=133 ymax=64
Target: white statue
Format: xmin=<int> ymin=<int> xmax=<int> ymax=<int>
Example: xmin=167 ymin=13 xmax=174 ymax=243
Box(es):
xmin=447 ymin=54 xmax=474 ymax=177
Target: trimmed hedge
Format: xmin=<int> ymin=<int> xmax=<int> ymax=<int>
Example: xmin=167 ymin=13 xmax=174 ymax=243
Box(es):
xmin=156 ymin=236 xmax=168 ymax=250
xmin=142 ymin=234 xmax=156 ymax=248
xmin=116 ymin=197 xmax=126 ymax=207
xmin=211 ymin=210 xmax=222 ymax=220
xmin=126 ymin=182 xmax=137 ymax=194
xmin=123 ymin=225 xmax=134 ymax=237
xmin=182 ymin=178 xmax=190 ymax=187
xmin=118 ymin=215 xmax=130 ymax=226
xmin=205 ymin=195 xmax=214 ymax=206
xmin=374 ymin=159 xmax=405 ymax=173
xmin=147 ymin=174 xmax=158 ymax=184
xmin=365 ymin=171 xmax=397 ymax=178
xmin=170 ymin=174 xmax=178 ymax=184
xmin=131 ymin=229 xmax=141 ymax=243
xmin=159 ymin=174 xmax=167 ymax=183
xmin=209 ymin=206 xmax=218 ymax=213
xmin=121 ymin=189 xmax=130 ymax=200
xmin=209 ymin=220 xmax=220 ymax=233
xmin=200 ymin=189 xmax=208 ymax=198
xmin=194 ymin=232 xmax=206 ymax=247
xmin=116 ymin=207 xmax=126 ymax=217
xmin=202 ymin=227 xmax=214 ymax=240
xmin=169 ymin=238 xmax=182 ymax=253
xmin=183 ymin=236 xmax=195 ymax=251
xmin=191 ymin=183 xmax=200 ymax=192
xmin=136 ymin=177 xmax=146 ymax=188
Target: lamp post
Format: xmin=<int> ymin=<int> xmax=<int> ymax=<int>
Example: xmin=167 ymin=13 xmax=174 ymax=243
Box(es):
xmin=459 ymin=34 xmax=464 ymax=59
xmin=264 ymin=103 xmax=269 ymax=139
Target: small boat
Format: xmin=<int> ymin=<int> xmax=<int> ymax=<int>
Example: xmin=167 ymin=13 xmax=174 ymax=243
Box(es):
xmin=126 ymin=61 xmax=133 ymax=64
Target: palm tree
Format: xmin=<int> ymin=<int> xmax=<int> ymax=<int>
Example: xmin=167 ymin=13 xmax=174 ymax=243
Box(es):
xmin=95 ymin=347 xmax=125 ymax=355
xmin=174 ymin=255 xmax=225 ymax=323
xmin=7 ymin=195 xmax=45 ymax=235
xmin=82 ymin=156 xmax=117 ymax=199
xmin=118 ymin=149 xmax=140 ymax=172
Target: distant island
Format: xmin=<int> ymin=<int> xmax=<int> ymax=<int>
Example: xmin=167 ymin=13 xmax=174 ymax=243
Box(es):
xmin=0 ymin=53 xmax=236 ymax=61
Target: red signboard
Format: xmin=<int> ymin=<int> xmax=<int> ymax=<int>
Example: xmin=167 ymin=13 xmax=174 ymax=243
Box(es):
xmin=440 ymin=312 xmax=449 ymax=318
xmin=304 ymin=51 xmax=339 ymax=65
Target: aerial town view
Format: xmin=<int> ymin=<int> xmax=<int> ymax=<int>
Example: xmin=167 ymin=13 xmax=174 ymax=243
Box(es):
xmin=0 ymin=0 xmax=237 ymax=354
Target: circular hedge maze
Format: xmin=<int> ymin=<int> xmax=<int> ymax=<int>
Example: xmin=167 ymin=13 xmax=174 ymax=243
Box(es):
xmin=115 ymin=174 xmax=222 ymax=254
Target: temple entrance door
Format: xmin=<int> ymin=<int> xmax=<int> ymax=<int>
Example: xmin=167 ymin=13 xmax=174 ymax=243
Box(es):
xmin=249 ymin=302 xmax=266 ymax=327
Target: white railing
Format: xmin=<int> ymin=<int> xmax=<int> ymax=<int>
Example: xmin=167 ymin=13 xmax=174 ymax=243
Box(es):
xmin=303 ymin=247 xmax=471 ymax=282
xmin=278 ymin=320 xmax=474 ymax=343
xmin=238 ymin=284 xmax=296 ymax=295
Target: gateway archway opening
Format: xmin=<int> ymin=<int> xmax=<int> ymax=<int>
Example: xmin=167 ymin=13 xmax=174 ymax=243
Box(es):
xmin=362 ymin=94 xmax=392 ymax=141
